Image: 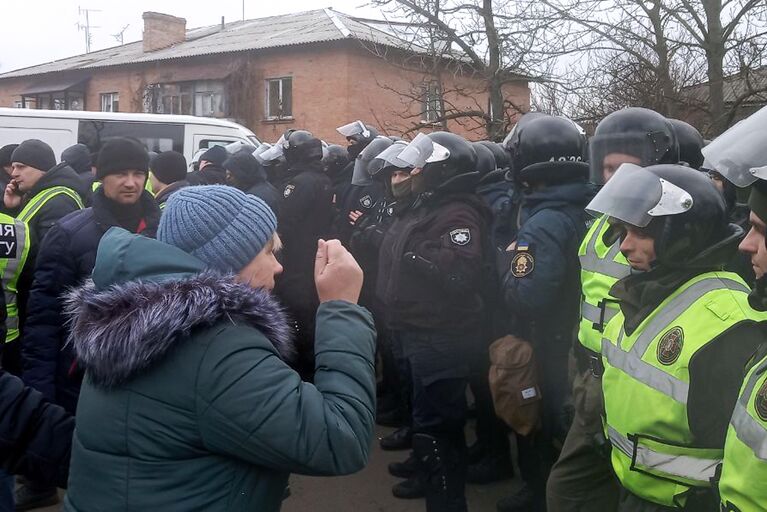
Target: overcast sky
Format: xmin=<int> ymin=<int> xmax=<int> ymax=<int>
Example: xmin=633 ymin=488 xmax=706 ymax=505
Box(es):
xmin=0 ymin=0 xmax=383 ymax=73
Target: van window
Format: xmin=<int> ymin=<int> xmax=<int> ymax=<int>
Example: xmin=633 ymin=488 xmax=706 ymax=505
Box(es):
xmin=199 ymin=139 xmax=237 ymax=149
xmin=78 ymin=120 xmax=184 ymax=156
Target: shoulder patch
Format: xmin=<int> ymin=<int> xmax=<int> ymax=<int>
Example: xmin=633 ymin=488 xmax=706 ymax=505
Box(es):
xmin=450 ymin=228 xmax=471 ymax=246
xmin=386 ymin=205 xmax=395 ymax=217
xmin=359 ymin=194 xmax=373 ymax=209
xmin=511 ymin=251 xmax=534 ymax=277
xmin=755 ymin=379 xmax=767 ymax=422
xmin=283 ymin=184 xmax=295 ymax=198
xmin=657 ymin=326 xmax=684 ymax=365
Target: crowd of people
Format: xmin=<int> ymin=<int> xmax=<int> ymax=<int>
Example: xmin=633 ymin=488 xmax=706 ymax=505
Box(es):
xmin=0 ymin=104 xmax=765 ymax=512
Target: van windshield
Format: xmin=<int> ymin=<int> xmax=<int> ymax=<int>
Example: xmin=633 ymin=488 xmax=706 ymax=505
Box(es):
xmin=78 ymin=120 xmax=184 ymax=156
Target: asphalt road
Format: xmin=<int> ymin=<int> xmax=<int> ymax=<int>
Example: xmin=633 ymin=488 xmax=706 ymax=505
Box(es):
xmin=36 ymin=425 xmax=517 ymax=512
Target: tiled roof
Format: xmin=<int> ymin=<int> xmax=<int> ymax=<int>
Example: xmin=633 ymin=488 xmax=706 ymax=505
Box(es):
xmin=0 ymin=9 xmax=411 ymax=79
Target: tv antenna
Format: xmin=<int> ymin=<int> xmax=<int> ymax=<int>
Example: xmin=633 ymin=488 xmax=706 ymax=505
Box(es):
xmin=76 ymin=6 xmax=101 ymax=53
xmin=113 ymin=24 xmax=130 ymax=45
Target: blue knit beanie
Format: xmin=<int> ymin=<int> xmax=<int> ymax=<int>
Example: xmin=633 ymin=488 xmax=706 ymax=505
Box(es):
xmin=158 ymin=185 xmax=277 ymax=273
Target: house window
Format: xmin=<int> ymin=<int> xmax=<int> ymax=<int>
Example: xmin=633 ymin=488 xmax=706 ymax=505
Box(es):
xmin=422 ymin=82 xmax=443 ymax=123
xmin=266 ymin=77 xmax=293 ymax=119
xmin=101 ymin=93 xmax=119 ymax=112
xmin=144 ymin=81 xmax=226 ymax=117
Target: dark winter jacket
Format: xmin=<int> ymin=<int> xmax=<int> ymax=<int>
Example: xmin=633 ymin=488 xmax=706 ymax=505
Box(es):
xmin=154 ymin=180 xmax=189 ymax=209
xmin=0 ymin=369 xmax=74 ymax=488
xmin=502 ymin=181 xmax=593 ymax=346
xmin=62 ymin=228 xmax=376 ymax=512
xmin=186 ymin=163 xmax=227 ymax=186
xmin=22 ymin=190 xmax=160 ymax=413
xmin=475 ymin=170 xmax=522 ymax=250
xmin=246 ymin=180 xmax=280 ymax=215
xmin=14 ymin=163 xmax=89 ymax=247
xmin=376 ymin=192 xmax=493 ymax=330
xmin=334 ymin=182 xmax=386 ymax=245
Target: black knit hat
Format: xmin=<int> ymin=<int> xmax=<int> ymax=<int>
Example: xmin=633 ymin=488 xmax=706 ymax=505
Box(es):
xmin=61 ymin=143 xmax=92 ymax=175
xmin=224 ymin=151 xmax=266 ymax=189
xmin=11 ymin=139 xmax=56 ymax=172
xmin=96 ymin=138 xmax=149 ymax=179
xmin=0 ymin=144 xmax=19 ymax=167
xmin=151 ymin=151 xmax=187 ymax=184
xmin=200 ymin=145 xmax=227 ymax=167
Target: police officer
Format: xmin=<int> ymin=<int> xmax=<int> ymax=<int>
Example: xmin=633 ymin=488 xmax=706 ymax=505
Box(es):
xmin=499 ymin=115 xmax=593 ymax=512
xmin=333 ymin=121 xmax=381 ymax=244
xmin=547 ymin=107 xmax=680 ymax=512
xmin=0 ymin=214 xmax=30 ymax=377
xmin=587 ymin=163 xmax=766 ymax=511
xmin=273 ymin=129 xmax=334 ymax=379
xmin=668 ymin=119 xmax=705 ymax=170
xmin=376 ymin=132 xmax=492 ymax=511
xmin=322 ymin=143 xmax=351 ymax=218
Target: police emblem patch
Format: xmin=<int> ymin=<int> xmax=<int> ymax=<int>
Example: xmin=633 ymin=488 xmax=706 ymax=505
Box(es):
xmin=360 ymin=195 xmax=373 ymax=209
xmin=511 ymin=251 xmax=534 ymax=277
xmin=657 ymin=326 xmax=684 ymax=365
xmin=387 ymin=206 xmax=395 ymax=216
xmin=755 ymin=379 xmax=767 ymax=422
xmin=283 ymin=184 xmax=295 ymax=198
xmin=450 ymin=228 xmax=471 ymax=246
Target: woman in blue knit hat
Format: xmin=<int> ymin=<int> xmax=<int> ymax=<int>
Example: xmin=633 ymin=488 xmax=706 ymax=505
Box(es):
xmin=61 ymin=185 xmax=376 ymax=512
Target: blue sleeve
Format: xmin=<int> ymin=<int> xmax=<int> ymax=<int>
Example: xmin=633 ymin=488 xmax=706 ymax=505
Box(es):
xmin=502 ymin=210 xmax=573 ymax=320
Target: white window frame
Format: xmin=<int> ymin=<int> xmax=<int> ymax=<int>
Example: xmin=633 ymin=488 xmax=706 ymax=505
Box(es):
xmin=100 ymin=92 xmax=119 ymax=112
xmin=265 ymin=77 xmax=293 ymax=120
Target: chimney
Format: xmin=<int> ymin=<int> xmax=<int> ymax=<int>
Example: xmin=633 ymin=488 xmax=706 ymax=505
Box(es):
xmin=142 ymin=12 xmax=186 ymax=53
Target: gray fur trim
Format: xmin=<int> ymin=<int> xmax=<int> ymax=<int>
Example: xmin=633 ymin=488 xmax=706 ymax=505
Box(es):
xmin=65 ymin=271 xmax=295 ymax=388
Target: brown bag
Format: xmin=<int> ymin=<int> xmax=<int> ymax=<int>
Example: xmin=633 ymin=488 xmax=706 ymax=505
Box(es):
xmin=488 ymin=335 xmax=542 ymax=436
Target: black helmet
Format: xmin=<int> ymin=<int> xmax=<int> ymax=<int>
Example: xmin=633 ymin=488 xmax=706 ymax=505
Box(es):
xmin=337 ymin=121 xmax=379 ymax=159
xmin=284 ymin=130 xmax=323 ymax=166
xmin=669 ymin=119 xmax=705 ymax=170
xmin=472 ymin=142 xmax=497 ymax=177
xmin=590 ymin=107 xmax=679 ymax=184
xmin=352 ymin=136 xmax=393 ymax=186
xmin=322 ymin=144 xmax=349 ymax=176
xmin=477 ymin=140 xmax=509 ymax=169
xmin=503 ymin=112 xmax=548 ymax=171
xmin=508 ymin=115 xmax=589 ymax=186
xmin=399 ymin=132 xmax=478 ymax=193
xmin=587 ymin=163 xmax=730 ymax=265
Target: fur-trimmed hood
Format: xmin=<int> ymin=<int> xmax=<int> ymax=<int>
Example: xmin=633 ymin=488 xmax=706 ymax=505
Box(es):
xmin=66 ymin=271 xmax=295 ymax=388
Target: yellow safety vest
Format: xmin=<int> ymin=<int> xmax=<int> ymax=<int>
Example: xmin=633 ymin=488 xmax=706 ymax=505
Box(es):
xmin=578 ymin=215 xmax=631 ymax=353
xmin=0 ymin=214 xmax=30 ymax=343
xmin=719 ymin=352 xmax=767 ymax=512
xmin=18 ymin=186 xmax=84 ymax=224
xmin=601 ymin=271 xmax=767 ymax=507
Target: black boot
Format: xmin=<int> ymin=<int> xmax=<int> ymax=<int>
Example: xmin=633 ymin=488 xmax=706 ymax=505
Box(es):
xmin=388 ymin=452 xmax=417 ymax=478
xmin=467 ymin=451 xmax=514 ymax=484
xmin=380 ymin=426 xmax=412 ymax=451
xmin=391 ymin=475 xmax=425 ymax=499
xmin=412 ymin=433 xmax=467 ymax=512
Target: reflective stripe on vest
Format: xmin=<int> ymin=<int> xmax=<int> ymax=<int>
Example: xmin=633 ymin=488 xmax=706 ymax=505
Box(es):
xmin=607 ymin=427 xmax=721 ymax=484
xmin=580 ymin=217 xmax=628 ymax=279
xmin=602 ymin=277 xmax=749 ymax=404
xmin=601 ymin=272 xmax=764 ymax=507
xmin=18 ymin=186 xmax=84 ymax=223
xmin=0 ymin=216 xmax=30 ymax=343
xmin=581 ymin=300 xmax=619 ymax=329
xmin=719 ymin=356 xmax=767 ymax=511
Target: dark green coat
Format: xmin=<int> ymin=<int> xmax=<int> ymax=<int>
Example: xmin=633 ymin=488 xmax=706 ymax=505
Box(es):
xmin=63 ymin=228 xmax=376 ymax=512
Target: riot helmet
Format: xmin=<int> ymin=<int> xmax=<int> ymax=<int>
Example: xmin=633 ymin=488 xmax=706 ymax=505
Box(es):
xmin=322 ymin=144 xmax=350 ymax=177
xmin=669 ymin=119 xmax=705 ymax=170
xmin=507 ymin=115 xmax=589 ymax=186
xmin=224 ymin=140 xmax=256 ymax=155
xmin=368 ymin=141 xmax=414 ymax=198
xmin=399 ymin=132 xmax=478 ymax=193
xmin=283 ymin=129 xmax=323 ymax=167
xmin=701 ymin=106 xmax=767 ymax=187
xmin=352 ymin=136 xmax=394 ymax=186
xmin=337 ymin=120 xmax=379 ymax=159
xmin=477 ymin=140 xmax=509 ymax=169
xmin=587 ymin=163 xmax=730 ymax=265
xmin=472 ymin=142 xmax=497 ymax=178
xmin=589 ymin=107 xmax=679 ymax=184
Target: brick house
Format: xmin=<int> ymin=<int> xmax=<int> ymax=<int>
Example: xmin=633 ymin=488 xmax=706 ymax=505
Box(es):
xmin=0 ymin=9 xmax=530 ymax=144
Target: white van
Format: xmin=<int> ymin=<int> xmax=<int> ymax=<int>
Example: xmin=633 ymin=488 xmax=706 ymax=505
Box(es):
xmin=0 ymin=108 xmax=260 ymax=165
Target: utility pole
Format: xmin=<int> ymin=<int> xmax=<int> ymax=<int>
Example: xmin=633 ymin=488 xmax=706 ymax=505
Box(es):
xmin=76 ymin=6 xmax=101 ymax=53
xmin=242 ymin=0 xmax=245 ymax=21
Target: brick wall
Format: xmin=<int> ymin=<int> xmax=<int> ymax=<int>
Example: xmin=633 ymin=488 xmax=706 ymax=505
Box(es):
xmin=0 ymin=41 xmax=531 ymax=144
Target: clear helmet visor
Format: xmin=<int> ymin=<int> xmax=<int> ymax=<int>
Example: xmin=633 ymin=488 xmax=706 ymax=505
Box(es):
xmin=589 ymin=132 xmax=674 ymax=184
xmin=225 ymin=140 xmax=255 ymax=154
xmin=369 ymin=141 xmax=412 ymax=178
xmin=258 ymin=140 xmax=284 ymax=163
xmin=337 ymin=120 xmax=369 ymax=139
xmin=352 ymin=155 xmax=372 ymax=186
xmin=586 ymin=163 xmax=694 ymax=227
xmin=398 ymin=133 xmax=450 ymax=169
xmin=701 ymin=106 xmax=767 ymax=187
